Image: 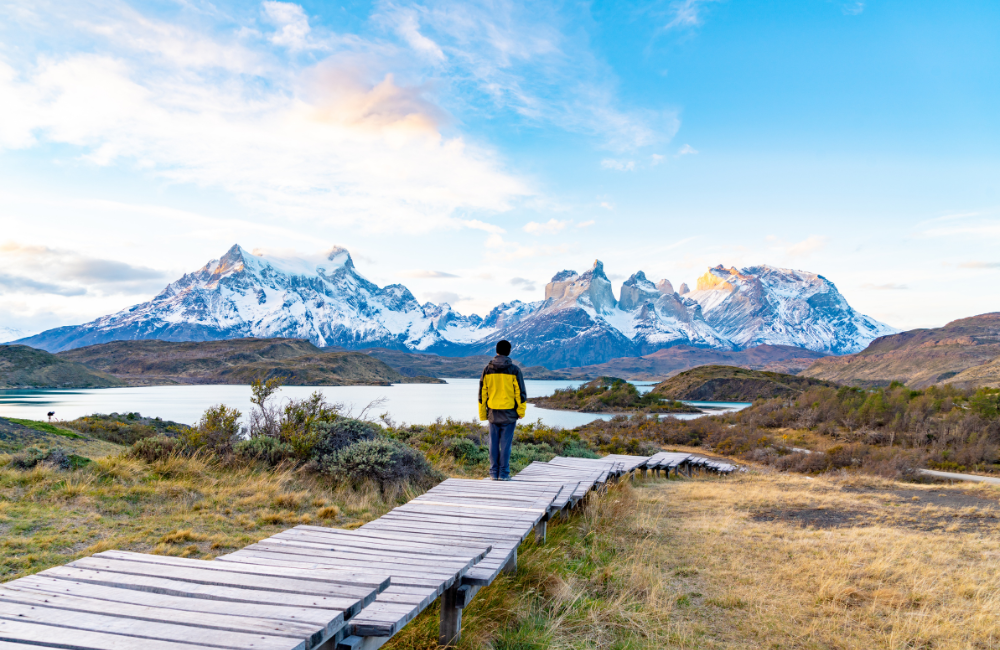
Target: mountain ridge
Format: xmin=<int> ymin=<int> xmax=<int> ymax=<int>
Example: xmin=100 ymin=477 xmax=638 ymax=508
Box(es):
xmin=15 ymin=244 xmax=896 ymax=368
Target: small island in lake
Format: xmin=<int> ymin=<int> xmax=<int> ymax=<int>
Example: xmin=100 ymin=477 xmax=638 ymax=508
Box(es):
xmin=528 ymin=376 xmax=703 ymax=414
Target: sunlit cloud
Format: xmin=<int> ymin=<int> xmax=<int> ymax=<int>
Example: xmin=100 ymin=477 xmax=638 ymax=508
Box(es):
xmin=601 ymin=158 xmax=636 ymax=172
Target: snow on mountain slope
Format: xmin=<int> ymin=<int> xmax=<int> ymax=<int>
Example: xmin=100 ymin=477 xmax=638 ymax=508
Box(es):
xmin=685 ymin=265 xmax=896 ymax=354
xmin=17 ymin=245 xmax=896 ymax=367
xmin=0 ymin=327 xmax=29 ymax=344
xmin=17 ymin=245 xmax=483 ymax=353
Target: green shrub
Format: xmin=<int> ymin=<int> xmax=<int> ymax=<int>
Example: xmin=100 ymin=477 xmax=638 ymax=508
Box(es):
xmin=184 ymin=405 xmax=242 ymax=453
xmin=6 ymin=447 xmax=89 ymax=470
xmin=10 ymin=447 xmax=49 ymax=470
xmin=448 ymin=437 xmax=489 ymax=465
xmin=129 ymin=436 xmax=181 ymax=463
xmin=234 ymin=437 xmax=296 ymax=467
xmin=311 ymin=418 xmax=380 ymax=460
xmin=65 ymin=412 xmax=189 ymax=445
xmin=320 ymin=437 xmax=441 ymax=487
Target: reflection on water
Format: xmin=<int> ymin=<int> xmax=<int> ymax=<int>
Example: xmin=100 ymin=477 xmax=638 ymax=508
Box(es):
xmin=0 ymin=379 xmax=748 ymax=428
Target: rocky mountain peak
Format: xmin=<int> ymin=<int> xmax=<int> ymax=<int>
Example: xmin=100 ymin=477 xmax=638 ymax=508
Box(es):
xmin=696 ymin=267 xmax=737 ymax=292
xmin=655 ymin=279 xmax=674 ymax=295
xmin=619 ymin=271 xmax=660 ymax=311
xmin=678 ymin=282 xmax=690 ymax=294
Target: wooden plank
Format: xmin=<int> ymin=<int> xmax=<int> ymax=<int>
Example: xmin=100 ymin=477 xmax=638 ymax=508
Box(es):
xmin=245 ymin=543 xmax=467 ymax=577
xmin=275 ymin=531 xmax=487 ymax=559
xmin=254 ymin=539 xmax=476 ymax=568
xmin=0 ymin=619 xmax=220 ymax=650
xmin=0 ymin=600 xmax=303 ymax=650
xmin=67 ymin=557 xmax=377 ymax=601
xmin=0 ymin=587 xmax=323 ymax=642
xmin=6 ymin=575 xmax=340 ymax=629
xmin=96 ymin=551 xmax=391 ymax=591
xmin=216 ymin=553 xmax=444 ymax=591
xmin=293 ymin=527 xmax=490 ymax=553
xmin=224 ymin=549 xmax=457 ymax=588
xmin=40 ymin=566 xmax=364 ymax=614
xmin=410 ymin=500 xmax=547 ymax=514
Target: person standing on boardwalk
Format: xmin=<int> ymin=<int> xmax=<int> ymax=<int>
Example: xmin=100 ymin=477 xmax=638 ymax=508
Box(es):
xmin=478 ymin=339 xmax=527 ymax=480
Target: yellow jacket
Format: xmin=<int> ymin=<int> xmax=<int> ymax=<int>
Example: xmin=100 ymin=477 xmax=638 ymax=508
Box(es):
xmin=478 ymin=355 xmax=527 ymax=423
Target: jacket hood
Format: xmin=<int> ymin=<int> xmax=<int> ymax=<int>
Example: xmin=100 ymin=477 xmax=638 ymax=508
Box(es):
xmin=489 ymin=354 xmax=513 ymax=370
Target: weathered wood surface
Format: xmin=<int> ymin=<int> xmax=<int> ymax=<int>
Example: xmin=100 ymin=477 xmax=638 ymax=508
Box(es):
xmin=2 ymin=455 xmax=713 ymax=650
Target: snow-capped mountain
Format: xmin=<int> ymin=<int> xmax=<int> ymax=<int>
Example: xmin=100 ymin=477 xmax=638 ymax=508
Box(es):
xmin=684 ymin=265 xmax=896 ymax=355
xmin=16 ymin=245 xmax=897 ymax=368
xmin=17 ymin=245 xmax=488 ymax=354
xmin=0 ymin=327 xmax=30 ymax=344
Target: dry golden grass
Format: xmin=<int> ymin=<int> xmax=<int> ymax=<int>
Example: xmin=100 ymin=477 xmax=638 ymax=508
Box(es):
xmin=384 ymin=470 xmax=1000 ymax=649
xmin=0 ymin=452 xmax=414 ymax=580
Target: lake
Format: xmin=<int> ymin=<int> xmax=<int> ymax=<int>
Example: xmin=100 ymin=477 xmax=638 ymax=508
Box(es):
xmin=0 ymin=379 xmax=749 ymax=429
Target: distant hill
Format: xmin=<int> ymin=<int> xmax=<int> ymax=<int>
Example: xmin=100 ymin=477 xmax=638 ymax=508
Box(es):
xmin=528 ymin=377 xmax=701 ymax=414
xmin=560 ymin=344 xmax=829 ymax=381
xmin=56 ymin=338 xmax=442 ymax=386
xmin=0 ymin=345 xmax=125 ymax=389
xmin=651 ymin=365 xmax=836 ymax=401
xmin=800 ymin=313 xmax=1000 ymax=389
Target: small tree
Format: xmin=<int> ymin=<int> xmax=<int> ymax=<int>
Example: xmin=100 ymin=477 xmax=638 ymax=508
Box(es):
xmin=248 ymin=377 xmax=284 ymax=439
xmin=185 ymin=404 xmax=243 ymax=452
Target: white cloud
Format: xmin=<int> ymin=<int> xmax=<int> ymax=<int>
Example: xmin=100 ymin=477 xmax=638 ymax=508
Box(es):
xmin=650 ymin=153 xmax=665 ymax=165
xmin=677 ymin=144 xmax=698 ymax=156
xmin=484 ymin=233 xmax=568 ymax=260
xmin=0 ymin=3 xmax=531 ymax=234
xmin=843 ymin=2 xmax=865 ymax=16
xmin=578 ymin=220 xmax=596 ymax=227
xmin=422 ymin=291 xmax=468 ymax=304
xmin=459 ymin=219 xmax=506 ymax=234
xmin=401 ymin=270 xmax=459 ymax=278
xmin=523 ymin=219 xmax=569 ymax=235
xmin=389 ymin=8 xmax=446 ymax=62
xmin=601 ymin=158 xmax=636 ymax=172
xmin=861 ymin=282 xmax=908 ymax=290
xmin=786 ymin=235 xmax=828 ymax=257
xmin=262 ymin=1 xmax=314 ymax=51
xmin=664 ymin=0 xmax=718 ymax=31
xmin=509 ymin=277 xmax=536 ymax=291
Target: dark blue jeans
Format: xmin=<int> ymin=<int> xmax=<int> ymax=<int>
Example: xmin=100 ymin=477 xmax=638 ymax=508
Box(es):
xmin=489 ymin=421 xmax=516 ymax=479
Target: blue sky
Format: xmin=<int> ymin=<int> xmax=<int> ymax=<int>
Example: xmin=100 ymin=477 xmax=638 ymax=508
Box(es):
xmin=1 ymin=0 xmax=998 ymax=334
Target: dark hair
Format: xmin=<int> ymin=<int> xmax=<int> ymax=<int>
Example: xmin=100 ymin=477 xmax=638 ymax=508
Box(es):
xmin=496 ymin=340 xmax=512 ymax=356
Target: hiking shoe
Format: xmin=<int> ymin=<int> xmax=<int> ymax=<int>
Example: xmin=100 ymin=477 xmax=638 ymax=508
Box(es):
xmin=500 ymin=477 xmax=512 ymax=481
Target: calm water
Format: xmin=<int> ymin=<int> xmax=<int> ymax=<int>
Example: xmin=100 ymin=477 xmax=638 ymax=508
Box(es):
xmin=0 ymin=379 xmax=749 ymax=428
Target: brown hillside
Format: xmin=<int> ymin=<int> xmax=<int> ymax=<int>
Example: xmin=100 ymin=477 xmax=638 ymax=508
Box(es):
xmin=562 ymin=344 xmax=829 ymax=381
xmin=0 ymin=345 xmax=124 ymax=389
xmin=651 ymin=365 xmax=835 ymax=401
xmin=57 ymin=339 xmax=441 ymax=386
xmin=800 ymin=313 xmax=1000 ymax=389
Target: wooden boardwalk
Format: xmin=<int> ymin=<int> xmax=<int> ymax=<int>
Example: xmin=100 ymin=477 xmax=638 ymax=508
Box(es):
xmin=0 ymin=451 xmax=737 ymax=649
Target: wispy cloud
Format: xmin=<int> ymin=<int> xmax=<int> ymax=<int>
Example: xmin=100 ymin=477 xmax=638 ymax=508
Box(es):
xmin=677 ymin=144 xmax=698 ymax=156
xmin=524 ymin=219 xmax=570 ymax=235
xmin=509 ymin=276 xmax=537 ymax=291
xmin=601 ymin=159 xmax=636 ymax=172
xmin=958 ymin=261 xmax=1000 ymax=269
xmin=861 ymin=282 xmax=908 ymax=290
xmin=0 ymin=241 xmax=166 ymax=296
xmin=422 ymin=290 xmax=468 ymax=304
xmin=401 ymin=269 xmax=459 ymax=278
xmin=0 ymin=1 xmax=531 ymax=234
xmin=664 ymin=0 xmax=718 ymax=30
xmin=766 ymin=235 xmax=828 ymax=258
xmin=842 ymin=2 xmax=865 ymax=16
xmin=484 ymin=233 xmax=568 ymax=260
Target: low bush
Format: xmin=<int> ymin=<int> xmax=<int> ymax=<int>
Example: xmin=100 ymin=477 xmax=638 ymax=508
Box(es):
xmin=234 ymin=437 xmax=296 ymax=467
xmin=8 ymin=447 xmax=89 ymax=470
xmin=311 ymin=418 xmax=380 ymax=460
xmin=447 ymin=437 xmax=489 ymax=465
xmin=129 ymin=436 xmax=182 ymax=463
xmin=10 ymin=447 xmax=49 ymax=470
xmin=65 ymin=412 xmax=189 ymax=445
xmin=183 ymin=405 xmax=242 ymax=453
xmin=320 ymin=437 xmax=442 ymax=488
